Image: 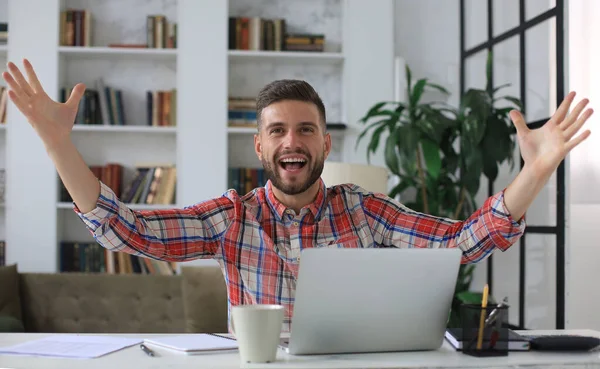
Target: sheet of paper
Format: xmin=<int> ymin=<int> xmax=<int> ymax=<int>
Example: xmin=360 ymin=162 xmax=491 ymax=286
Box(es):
xmin=144 ymin=334 xmax=238 ymax=352
xmin=0 ymin=335 xmax=142 ymax=358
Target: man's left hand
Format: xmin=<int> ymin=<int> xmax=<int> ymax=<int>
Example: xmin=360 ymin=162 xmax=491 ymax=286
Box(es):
xmin=510 ymin=91 xmax=593 ymax=178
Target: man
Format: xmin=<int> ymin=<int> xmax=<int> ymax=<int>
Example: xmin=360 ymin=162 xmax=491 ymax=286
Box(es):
xmin=2 ymin=59 xmax=593 ymax=332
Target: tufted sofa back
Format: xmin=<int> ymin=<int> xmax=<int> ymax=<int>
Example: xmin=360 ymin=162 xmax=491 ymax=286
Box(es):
xmin=17 ymin=265 xmax=228 ymax=334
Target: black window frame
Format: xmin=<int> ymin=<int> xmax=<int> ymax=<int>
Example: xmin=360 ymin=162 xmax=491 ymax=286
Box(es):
xmin=459 ymin=0 xmax=565 ymax=330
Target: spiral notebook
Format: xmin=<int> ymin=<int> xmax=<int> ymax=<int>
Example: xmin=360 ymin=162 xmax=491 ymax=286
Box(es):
xmin=143 ymin=334 xmax=238 ymax=353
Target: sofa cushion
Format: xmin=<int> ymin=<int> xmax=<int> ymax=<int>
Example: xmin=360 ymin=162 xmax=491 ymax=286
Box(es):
xmin=0 ymin=264 xmax=23 ymax=325
xmin=19 ymin=272 xmax=186 ymax=333
xmin=181 ymin=265 xmax=228 ymax=333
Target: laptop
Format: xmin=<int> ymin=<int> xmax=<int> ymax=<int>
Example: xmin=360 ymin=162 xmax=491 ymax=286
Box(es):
xmin=279 ymin=247 xmax=462 ymax=355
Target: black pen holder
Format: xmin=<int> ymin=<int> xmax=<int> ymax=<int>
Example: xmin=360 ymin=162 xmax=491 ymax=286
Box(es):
xmin=460 ymin=303 xmax=509 ymax=357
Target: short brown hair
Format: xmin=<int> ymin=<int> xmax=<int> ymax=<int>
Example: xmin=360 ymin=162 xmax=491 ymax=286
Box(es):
xmin=255 ymin=79 xmax=327 ymax=131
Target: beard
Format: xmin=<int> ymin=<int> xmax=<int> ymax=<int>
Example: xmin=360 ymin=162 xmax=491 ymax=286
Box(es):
xmin=261 ymin=148 xmax=325 ymax=195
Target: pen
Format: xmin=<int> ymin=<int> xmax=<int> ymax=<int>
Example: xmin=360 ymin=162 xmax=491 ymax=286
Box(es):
xmin=140 ymin=344 xmax=155 ymax=357
xmin=476 ymin=283 xmax=489 ymax=350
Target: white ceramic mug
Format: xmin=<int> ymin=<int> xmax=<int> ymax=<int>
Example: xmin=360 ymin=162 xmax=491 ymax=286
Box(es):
xmin=231 ymin=304 xmax=284 ymax=363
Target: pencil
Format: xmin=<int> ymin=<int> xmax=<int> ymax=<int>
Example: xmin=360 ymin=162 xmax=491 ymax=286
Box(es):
xmin=476 ymin=283 xmax=489 ymax=350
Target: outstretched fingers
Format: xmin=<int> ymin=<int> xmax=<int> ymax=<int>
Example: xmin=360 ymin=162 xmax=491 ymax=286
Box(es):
xmin=6 ymin=89 xmax=31 ymax=117
xmin=565 ymin=129 xmax=591 ymax=152
xmin=551 ymin=91 xmax=576 ymax=125
xmin=2 ymin=70 xmax=27 ymax=99
xmin=6 ymin=62 xmax=35 ymax=97
xmin=23 ymin=59 xmax=46 ymax=94
xmin=560 ymin=97 xmax=590 ymax=131
xmin=564 ymin=108 xmax=594 ymax=141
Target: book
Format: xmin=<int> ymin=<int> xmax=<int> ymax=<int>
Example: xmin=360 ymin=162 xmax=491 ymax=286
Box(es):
xmin=445 ymin=328 xmax=530 ymax=351
xmin=143 ymin=334 xmax=238 ymax=354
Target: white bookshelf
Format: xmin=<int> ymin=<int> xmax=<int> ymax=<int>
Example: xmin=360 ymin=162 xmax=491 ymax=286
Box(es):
xmin=4 ymin=0 xmax=396 ymax=273
xmin=228 ymin=49 xmax=344 ymax=65
xmin=58 ymin=46 xmax=178 ymax=61
xmin=72 ymin=125 xmax=176 ymax=134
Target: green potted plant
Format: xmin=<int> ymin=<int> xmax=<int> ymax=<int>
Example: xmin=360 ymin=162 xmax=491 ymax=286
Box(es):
xmin=356 ymin=51 xmax=522 ymax=327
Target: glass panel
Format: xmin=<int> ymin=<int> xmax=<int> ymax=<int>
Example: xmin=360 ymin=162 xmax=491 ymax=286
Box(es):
xmin=525 ymin=17 xmax=556 ymax=123
xmin=492 ymin=240 xmax=522 ymax=326
xmin=493 ymin=0 xmax=520 ymax=37
xmin=491 ymin=35 xmax=522 ymax=194
xmin=492 ymin=233 xmax=558 ymax=329
xmin=526 ymin=0 xmax=555 ymax=21
xmin=526 ymin=169 xmax=557 ymax=226
xmin=523 ymin=233 xmax=557 ymax=329
xmin=465 ymin=0 xmax=488 ymax=50
xmin=464 ymin=49 xmax=488 ymax=91
xmin=523 ymin=18 xmax=557 ymax=224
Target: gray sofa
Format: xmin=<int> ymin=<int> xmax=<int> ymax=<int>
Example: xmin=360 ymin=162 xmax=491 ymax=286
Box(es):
xmin=0 ymin=263 xmax=229 ymax=334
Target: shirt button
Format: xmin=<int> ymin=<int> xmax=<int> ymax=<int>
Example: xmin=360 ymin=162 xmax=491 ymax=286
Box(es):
xmin=296 ymin=257 xmax=300 ymax=262
xmin=292 ymin=221 xmax=299 ymax=227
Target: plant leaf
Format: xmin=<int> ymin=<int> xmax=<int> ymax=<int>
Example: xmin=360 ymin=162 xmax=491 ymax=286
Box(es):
xmin=426 ymin=82 xmax=450 ymax=95
xmin=410 ymin=78 xmax=428 ymax=107
xmin=384 ymin=131 xmax=401 ymax=176
xmin=360 ymin=102 xmax=386 ymax=123
xmin=420 ymin=138 xmax=442 ymax=180
xmin=366 ymin=123 xmax=389 ymax=163
xmin=493 ymin=83 xmax=511 ymax=93
xmin=355 ymin=118 xmax=388 ymax=149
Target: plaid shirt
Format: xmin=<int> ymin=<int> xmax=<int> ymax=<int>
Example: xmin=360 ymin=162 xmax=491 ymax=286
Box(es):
xmin=75 ymin=178 xmax=526 ymax=333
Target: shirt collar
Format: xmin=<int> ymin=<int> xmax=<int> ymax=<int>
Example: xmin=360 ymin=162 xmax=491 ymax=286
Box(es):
xmin=265 ymin=178 xmax=327 ymax=221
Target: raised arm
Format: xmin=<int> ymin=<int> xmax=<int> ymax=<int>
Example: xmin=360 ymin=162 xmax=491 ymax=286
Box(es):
xmin=365 ymin=91 xmax=592 ymax=264
xmin=3 ymin=59 xmax=101 ymax=212
xmin=2 ymin=59 xmax=233 ymax=261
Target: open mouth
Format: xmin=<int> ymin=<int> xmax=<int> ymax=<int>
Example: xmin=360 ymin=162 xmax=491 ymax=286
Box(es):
xmin=279 ymin=157 xmax=307 ymax=171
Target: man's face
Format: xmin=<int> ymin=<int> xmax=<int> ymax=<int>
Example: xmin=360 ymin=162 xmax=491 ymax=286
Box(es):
xmin=254 ymin=100 xmax=331 ymax=195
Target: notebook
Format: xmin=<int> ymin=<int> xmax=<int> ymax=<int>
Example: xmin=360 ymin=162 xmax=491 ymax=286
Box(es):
xmin=445 ymin=328 xmax=530 ymax=351
xmin=143 ymin=334 xmax=238 ymax=354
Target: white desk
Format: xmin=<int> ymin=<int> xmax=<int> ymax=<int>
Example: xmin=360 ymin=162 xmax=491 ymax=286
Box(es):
xmin=1 ymin=330 xmax=600 ymax=369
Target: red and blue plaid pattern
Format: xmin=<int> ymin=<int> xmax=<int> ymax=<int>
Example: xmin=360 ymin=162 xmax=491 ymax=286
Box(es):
xmin=75 ymin=178 xmax=525 ymax=332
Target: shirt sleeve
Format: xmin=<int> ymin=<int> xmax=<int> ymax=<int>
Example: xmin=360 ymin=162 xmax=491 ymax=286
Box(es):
xmin=73 ymin=181 xmax=236 ymax=262
xmin=363 ymin=189 xmax=526 ymax=264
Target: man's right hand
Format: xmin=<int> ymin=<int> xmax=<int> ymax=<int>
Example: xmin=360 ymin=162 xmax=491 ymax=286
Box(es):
xmin=2 ymin=58 xmax=101 ymax=213
xmin=2 ymin=59 xmax=86 ymax=152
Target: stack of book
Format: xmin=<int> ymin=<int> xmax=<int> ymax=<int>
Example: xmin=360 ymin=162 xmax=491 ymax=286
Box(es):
xmin=59 ymin=9 xmax=92 ymax=46
xmin=228 ymin=97 xmax=256 ymax=128
xmin=60 ymin=79 xmax=126 ymax=126
xmin=284 ymin=33 xmax=325 ymax=52
xmin=59 ymin=241 xmax=176 ymax=275
xmin=228 ymin=17 xmax=286 ymax=51
xmin=146 ymin=15 xmax=177 ymax=48
xmin=147 ymin=89 xmax=177 ymax=126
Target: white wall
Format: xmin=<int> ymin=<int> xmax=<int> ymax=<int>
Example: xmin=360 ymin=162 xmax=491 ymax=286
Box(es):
xmin=394 ymin=0 xmax=559 ymax=329
xmin=565 ymin=0 xmax=600 ymax=331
